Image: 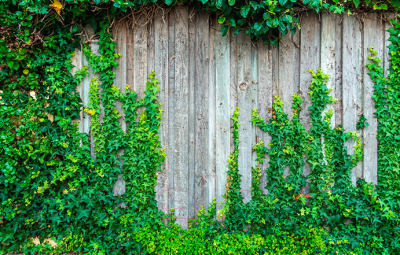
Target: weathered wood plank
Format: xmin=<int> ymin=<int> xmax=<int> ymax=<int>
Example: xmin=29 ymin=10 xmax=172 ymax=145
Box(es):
xmin=207 ymin=15 xmax=217 ymax=212
xmin=168 ymin=8 xmax=176 ymax=217
xmin=188 ymin=9 xmax=196 ymax=219
xmin=321 ymin=13 xmax=336 ymax=128
xmin=194 ymin=11 xmax=210 ymax=214
xmin=334 ymin=15 xmax=343 ymax=127
xmin=134 ymin=17 xmax=148 ymax=98
xmin=278 ymin=30 xmax=300 ymax=178
xmin=300 ymin=12 xmax=320 ymax=189
xmin=148 ymin=20 xmax=155 ymax=74
xmin=342 ymin=15 xmax=363 ymax=185
xmin=363 ymin=13 xmax=383 ymax=185
xmin=173 ymin=6 xmax=189 ymax=228
xmin=300 ymin=12 xmax=321 ymax=132
xmin=237 ymin=32 xmax=253 ymax=203
xmin=251 ymin=43 xmax=259 ymax=191
xmin=278 ymin=32 xmax=300 ymax=121
xmin=257 ymin=41 xmax=276 ymax=194
xmin=126 ymin=26 xmax=134 ymax=93
xmin=229 ymin=29 xmax=238 ymax=157
xmin=154 ymin=12 xmax=169 ymax=214
xmin=215 ymin=21 xmax=231 ymax=210
xmin=113 ymin=22 xmax=127 ymax=133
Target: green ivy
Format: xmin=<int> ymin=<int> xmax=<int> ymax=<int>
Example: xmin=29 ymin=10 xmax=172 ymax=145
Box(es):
xmin=2 ymin=0 xmax=400 ymax=254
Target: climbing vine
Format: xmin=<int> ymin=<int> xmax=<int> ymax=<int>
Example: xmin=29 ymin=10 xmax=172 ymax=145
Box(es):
xmin=2 ymin=0 xmax=400 ymax=254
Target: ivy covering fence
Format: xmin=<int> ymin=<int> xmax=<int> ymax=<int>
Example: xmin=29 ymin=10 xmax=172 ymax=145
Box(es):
xmin=1 ymin=0 xmax=400 ymax=254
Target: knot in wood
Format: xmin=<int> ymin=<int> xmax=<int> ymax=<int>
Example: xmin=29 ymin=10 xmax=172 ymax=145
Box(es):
xmin=239 ymin=82 xmax=248 ymax=91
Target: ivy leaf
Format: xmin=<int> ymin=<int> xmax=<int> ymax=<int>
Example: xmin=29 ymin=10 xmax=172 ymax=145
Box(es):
xmin=254 ymin=22 xmax=263 ymax=31
xmin=279 ymin=0 xmax=288 ymax=5
xmin=216 ymin=0 xmax=223 ymax=8
xmin=392 ymin=0 xmax=400 ymax=6
xmin=240 ymin=5 xmax=251 ymax=18
xmin=380 ymin=4 xmax=388 ymax=9
xmin=165 ymin=0 xmax=174 ymax=6
xmin=228 ymin=18 xmax=236 ymax=27
xmin=228 ymin=0 xmax=235 ymax=6
xmin=234 ymin=28 xmax=241 ymax=35
xmin=6 ymin=61 xmax=14 ymax=69
xmin=218 ymin=15 xmax=226 ymax=24
xmin=23 ymin=69 xmax=29 ymax=75
xmin=273 ymin=17 xmax=279 ymax=27
xmin=221 ymin=25 xmax=229 ymax=36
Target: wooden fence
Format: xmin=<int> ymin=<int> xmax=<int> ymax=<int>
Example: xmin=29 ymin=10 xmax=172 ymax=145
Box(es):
xmin=71 ymin=9 xmax=396 ymax=228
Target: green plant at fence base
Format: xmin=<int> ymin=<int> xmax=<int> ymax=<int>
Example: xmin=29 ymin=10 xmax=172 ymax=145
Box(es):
xmin=1 ymin=0 xmax=400 ymax=253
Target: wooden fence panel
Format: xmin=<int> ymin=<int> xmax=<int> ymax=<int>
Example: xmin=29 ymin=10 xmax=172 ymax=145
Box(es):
xmin=73 ymin=12 xmax=395 ymax=228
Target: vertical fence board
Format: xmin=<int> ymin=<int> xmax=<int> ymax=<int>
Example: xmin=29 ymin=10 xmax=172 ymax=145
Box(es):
xmin=126 ymin=26 xmax=134 ymax=92
xmin=300 ymin=12 xmax=321 ymax=132
xmin=134 ymin=17 xmax=148 ymax=98
xmin=257 ymin=42 xmax=272 ymax=194
xmin=114 ymin=22 xmax=127 ymax=133
xmin=363 ymin=13 xmax=382 ymax=185
xmin=300 ymin=13 xmax=321 ymax=188
xmin=321 ymin=14 xmax=336 ymax=127
xmin=335 ymin=15 xmax=343 ymax=127
xmin=237 ymin=32 xmax=253 ymax=203
xmin=342 ymin=15 xmax=363 ymax=185
xmin=188 ymin=10 xmax=196 ymax=219
xmin=229 ymin=30 xmax=238 ymax=157
xmin=208 ymin=16 xmax=217 ymax=210
xmin=215 ymin=21 xmax=231 ymax=210
xmin=173 ymin=6 xmax=189 ymax=228
xmin=278 ymin=32 xmax=300 ymax=178
xmin=279 ymin=33 xmax=300 ymax=120
xmin=194 ymin=12 xmax=210 ymax=213
xmin=154 ymin=13 xmax=169 ymax=214
xmin=168 ymin=9 xmax=176 ymax=217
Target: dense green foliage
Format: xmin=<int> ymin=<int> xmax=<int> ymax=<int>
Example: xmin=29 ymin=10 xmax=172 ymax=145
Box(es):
xmin=2 ymin=0 xmax=400 ymax=254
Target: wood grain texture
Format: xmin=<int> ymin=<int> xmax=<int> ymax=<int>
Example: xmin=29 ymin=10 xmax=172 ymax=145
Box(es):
xmin=134 ymin=16 xmax=148 ymax=98
xmin=173 ymin=6 xmax=189 ymax=228
xmin=300 ymin=12 xmax=321 ymax=132
xmin=167 ymin=9 xmax=176 ymax=217
xmin=207 ymin=15 xmax=217 ymax=212
xmin=278 ymin=32 xmax=300 ymax=121
xmin=215 ymin=21 xmax=231 ymax=209
xmin=188 ymin=9 xmax=196 ymax=219
xmin=321 ymin=13 xmax=336 ymax=128
xmin=278 ymin=31 xmax=300 ymax=178
xmin=334 ymin=15 xmax=343 ymax=127
xmin=194 ymin=11 xmax=210 ymax=213
xmin=363 ymin=13 xmax=383 ymax=185
xmin=237 ymin=32 xmax=254 ymax=203
xmin=154 ymin=12 xmax=169 ymax=214
xmin=114 ymin=22 xmax=127 ymax=134
xmin=300 ymin=12 xmax=320 ymax=187
xmin=342 ymin=15 xmax=363 ymax=185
